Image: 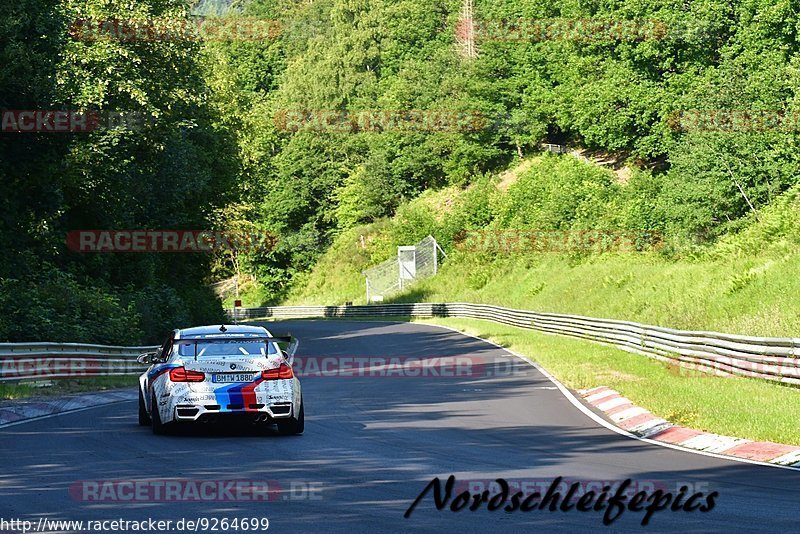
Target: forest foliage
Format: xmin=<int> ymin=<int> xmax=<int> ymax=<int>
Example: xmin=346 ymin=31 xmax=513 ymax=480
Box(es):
xmin=1 ymin=0 xmax=798 ymax=342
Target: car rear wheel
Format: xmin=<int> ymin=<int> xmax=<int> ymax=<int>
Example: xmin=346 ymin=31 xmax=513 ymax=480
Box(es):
xmin=277 ymin=402 xmax=304 ymax=435
xmin=138 ymin=388 xmax=151 ymax=426
xmin=151 ymin=391 xmax=168 ymax=435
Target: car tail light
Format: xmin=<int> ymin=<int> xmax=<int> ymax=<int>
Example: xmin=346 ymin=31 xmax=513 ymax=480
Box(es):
xmin=262 ymin=363 xmax=293 ymax=380
xmin=169 ymin=367 xmax=205 ymax=382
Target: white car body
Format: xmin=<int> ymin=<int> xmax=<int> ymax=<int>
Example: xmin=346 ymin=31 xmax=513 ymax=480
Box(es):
xmin=138 ymin=324 xmax=303 ymax=434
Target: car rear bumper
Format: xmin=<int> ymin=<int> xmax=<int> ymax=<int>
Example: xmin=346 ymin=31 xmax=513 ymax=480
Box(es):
xmin=173 ymin=402 xmax=294 ymax=422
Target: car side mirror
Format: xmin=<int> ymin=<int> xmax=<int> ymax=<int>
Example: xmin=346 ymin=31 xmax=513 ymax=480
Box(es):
xmin=137 ymin=351 xmax=158 ymax=365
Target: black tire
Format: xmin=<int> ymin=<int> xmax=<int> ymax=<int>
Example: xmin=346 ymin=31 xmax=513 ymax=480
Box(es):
xmin=277 ymin=402 xmax=304 ymax=435
xmin=151 ymin=391 xmax=168 ymax=435
xmin=138 ymin=388 xmax=151 ymax=426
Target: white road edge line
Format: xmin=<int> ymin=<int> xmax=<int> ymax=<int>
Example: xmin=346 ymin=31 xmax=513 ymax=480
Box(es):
xmin=423 ymin=321 xmax=800 ymax=473
xmin=0 ymin=399 xmax=132 ymax=430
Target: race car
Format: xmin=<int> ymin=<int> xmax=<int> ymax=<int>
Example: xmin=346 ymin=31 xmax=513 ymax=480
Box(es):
xmin=137 ymin=324 xmax=303 ymax=435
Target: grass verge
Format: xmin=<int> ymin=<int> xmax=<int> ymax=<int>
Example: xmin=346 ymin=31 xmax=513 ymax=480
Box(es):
xmin=0 ymin=376 xmax=138 ymax=401
xmin=413 ymin=317 xmax=800 ymax=446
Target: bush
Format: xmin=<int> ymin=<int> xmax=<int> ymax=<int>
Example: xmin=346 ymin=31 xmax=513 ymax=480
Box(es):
xmin=0 ymin=270 xmax=142 ymax=344
xmin=127 ymin=285 xmax=226 ymax=345
xmin=493 ymin=155 xmax=619 ymax=231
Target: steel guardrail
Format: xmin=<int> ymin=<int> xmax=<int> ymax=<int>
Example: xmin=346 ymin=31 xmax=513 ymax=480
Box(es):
xmin=228 ymin=303 xmax=800 ymax=384
xmin=0 ymin=342 xmax=159 ymax=382
xmin=5 ymin=301 xmax=795 ymax=384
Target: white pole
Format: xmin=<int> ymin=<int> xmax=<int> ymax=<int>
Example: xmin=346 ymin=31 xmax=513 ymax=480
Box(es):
xmin=398 ymin=246 xmax=402 ymax=290
xmin=432 ymin=237 xmax=438 ymax=275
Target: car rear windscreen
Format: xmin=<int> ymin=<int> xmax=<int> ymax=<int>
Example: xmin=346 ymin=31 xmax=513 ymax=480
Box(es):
xmin=176 ymin=340 xmax=278 ymax=358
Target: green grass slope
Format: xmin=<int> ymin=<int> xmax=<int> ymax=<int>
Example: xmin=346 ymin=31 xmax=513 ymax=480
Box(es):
xmin=284 ymin=154 xmax=800 ymax=337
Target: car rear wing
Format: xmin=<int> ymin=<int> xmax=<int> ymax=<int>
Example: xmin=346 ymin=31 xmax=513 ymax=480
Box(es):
xmin=179 ymin=336 xmax=293 ymax=343
xmin=273 ymin=335 xmax=299 ymax=365
xmin=177 ymin=335 xmax=299 ymax=363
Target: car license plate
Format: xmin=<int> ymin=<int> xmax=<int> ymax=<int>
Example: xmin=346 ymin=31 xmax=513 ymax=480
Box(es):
xmin=212 ymin=373 xmax=257 ymax=383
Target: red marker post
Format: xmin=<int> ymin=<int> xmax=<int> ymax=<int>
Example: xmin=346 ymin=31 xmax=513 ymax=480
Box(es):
xmin=233 ymin=299 xmax=242 ymax=325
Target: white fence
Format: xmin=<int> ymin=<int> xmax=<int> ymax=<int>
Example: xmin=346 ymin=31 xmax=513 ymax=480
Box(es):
xmin=229 ymin=302 xmax=800 ymax=385
xmin=362 ymin=235 xmax=445 ymax=303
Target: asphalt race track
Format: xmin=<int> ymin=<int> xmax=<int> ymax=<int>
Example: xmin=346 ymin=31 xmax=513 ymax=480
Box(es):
xmin=1 ymin=320 xmax=798 ymax=533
